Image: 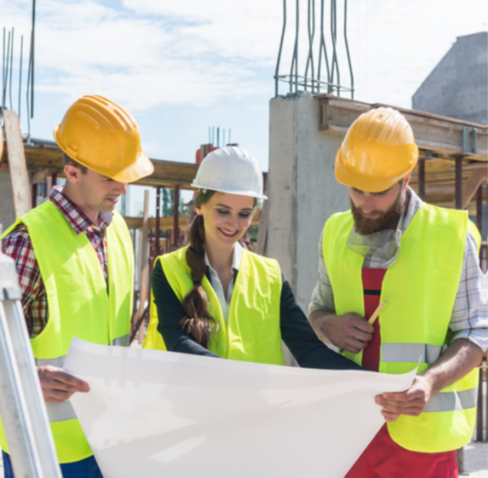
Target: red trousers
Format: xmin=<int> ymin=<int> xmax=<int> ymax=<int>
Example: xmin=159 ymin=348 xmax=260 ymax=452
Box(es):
xmin=349 ymin=269 xmax=458 ymax=478
xmin=345 ymin=424 xmax=457 ymax=478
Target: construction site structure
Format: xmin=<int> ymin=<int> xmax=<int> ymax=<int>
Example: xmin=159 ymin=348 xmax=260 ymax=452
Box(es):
xmin=413 ymin=31 xmax=487 ymax=125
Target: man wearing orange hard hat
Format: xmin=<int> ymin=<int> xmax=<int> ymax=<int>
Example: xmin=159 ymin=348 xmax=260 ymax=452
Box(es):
xmin=308 ymin=107 xmax=486 ymax=477
xmin=1 ymin=95 xmax=154 ymax=477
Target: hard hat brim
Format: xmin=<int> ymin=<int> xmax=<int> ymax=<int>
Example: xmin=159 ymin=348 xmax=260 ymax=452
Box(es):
xmin=54 ymin=124 xmax=154 ymax=183
xmin=191 ymin=181 xmax=268 ymax=200
xmin=334 ymin=146 xmax=414 ymax=193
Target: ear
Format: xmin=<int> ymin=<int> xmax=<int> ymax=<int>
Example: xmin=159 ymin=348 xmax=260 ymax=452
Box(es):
xmin=403 ymin=173 xmax=412 ymax=190
xmin=64 ymin=164 xmax=82 ymax=184
xmin=195 ymin=204 xmax=203 ymax=216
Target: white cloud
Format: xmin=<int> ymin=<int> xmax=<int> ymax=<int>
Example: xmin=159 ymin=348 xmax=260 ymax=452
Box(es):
xmin=1 ymin=0 xmax=487 ymax=113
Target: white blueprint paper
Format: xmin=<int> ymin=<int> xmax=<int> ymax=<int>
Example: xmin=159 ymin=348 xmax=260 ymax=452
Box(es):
xmin=64 ymin=338 xmax=416 ymax=478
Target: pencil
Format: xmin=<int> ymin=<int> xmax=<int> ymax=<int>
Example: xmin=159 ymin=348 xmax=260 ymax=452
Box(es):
xmin=368 ymin=300 xmax=388 ymax=325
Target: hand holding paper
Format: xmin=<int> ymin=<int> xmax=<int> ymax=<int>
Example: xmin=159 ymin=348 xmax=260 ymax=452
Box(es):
xmin=64 ymin=338 xmax=417 ymax=478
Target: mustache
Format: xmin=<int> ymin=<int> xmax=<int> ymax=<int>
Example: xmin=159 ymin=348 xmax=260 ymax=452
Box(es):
xmin=351 ymin=194 xmax=404 ymax=236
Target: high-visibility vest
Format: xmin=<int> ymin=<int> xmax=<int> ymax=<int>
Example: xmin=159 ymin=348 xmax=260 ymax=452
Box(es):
xmin=144 ymin=246 xmax=285 ymax=365
xmin=322 ymin=202 xmax=480 ymax=453
xmin=0 ymin=200 xmax=133 ymax=463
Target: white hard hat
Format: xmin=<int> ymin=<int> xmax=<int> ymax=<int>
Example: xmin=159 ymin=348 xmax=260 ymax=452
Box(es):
xmin=191 ymin=146 xmax=267 ymax=199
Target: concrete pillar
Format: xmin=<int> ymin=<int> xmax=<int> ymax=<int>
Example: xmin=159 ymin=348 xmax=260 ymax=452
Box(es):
xmin=267 ymin=92 xmax=350 ymax=312
xmin=0 ymin=167 xmax=16 ymax=232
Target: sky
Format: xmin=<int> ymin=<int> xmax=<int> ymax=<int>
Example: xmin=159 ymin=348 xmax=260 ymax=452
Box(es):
xmin=1 ymin=0 xmax=487 ymax=215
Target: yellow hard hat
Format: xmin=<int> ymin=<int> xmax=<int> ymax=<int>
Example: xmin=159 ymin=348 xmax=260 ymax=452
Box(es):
xmin=335 ymin=107 xmax=418 ymax=192
xmin=53 ymin=95 xmax=154 ymax=183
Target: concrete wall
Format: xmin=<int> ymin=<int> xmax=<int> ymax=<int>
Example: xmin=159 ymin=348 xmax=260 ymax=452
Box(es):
xmin=0 ymin=167 xmax=16 ymax=233
xmin=412 ymin=32 xmax=488 ymax=125
xmin=266 ymin=92 xmax=349 ymax=313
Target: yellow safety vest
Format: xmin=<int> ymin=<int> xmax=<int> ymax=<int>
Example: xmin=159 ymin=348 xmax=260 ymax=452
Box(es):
xmin=0 ymin=200 xmax=134 ymax=463
xmin=144 ymin=246 xmax=285 ymax=365
xmin=322 ymin=202 xmax=480 ymax=453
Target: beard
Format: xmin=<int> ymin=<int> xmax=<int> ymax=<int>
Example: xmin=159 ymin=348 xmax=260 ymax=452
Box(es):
xmin=351 ymin=190 xmax=405 ymax=236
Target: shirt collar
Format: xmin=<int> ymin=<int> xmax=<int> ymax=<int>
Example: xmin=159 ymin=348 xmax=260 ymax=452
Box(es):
xmin=49 ymin=185 xmax=113 ymax=235
xmin=204 ymin=241 xmax=243 ymax=274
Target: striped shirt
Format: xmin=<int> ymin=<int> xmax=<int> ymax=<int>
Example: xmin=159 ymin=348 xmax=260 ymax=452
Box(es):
xmin=1 ymin=186 xmax=112 ymax=338
xmin=309 ymin=187 xmax=488 ymax=352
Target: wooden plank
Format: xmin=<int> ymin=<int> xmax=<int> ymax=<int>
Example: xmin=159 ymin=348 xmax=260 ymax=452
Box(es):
xmin=318 ymin=97 xmax=488 ymax=161
xmin=16 ymin=140 xmax=268 ymax=189
xmin=449 ymin=166 xmax=488 ymax=209
xmin=3 ymin=109 xmax=31 ymax=217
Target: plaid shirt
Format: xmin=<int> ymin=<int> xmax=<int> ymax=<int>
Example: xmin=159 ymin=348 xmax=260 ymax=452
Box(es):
xmin=309 ymin=187 xmax=488 ymax=352
xmin=1 ymin=186 xmax=112 ymax=338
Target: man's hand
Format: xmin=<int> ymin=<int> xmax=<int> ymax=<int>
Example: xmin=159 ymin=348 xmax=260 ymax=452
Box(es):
xmin=375 ymin=375 xmax=433 ymax=422
xmin=309 ymin=309 xmax=374 ymax=353
xmin=38 ymin=365 xmax=90 ymax=403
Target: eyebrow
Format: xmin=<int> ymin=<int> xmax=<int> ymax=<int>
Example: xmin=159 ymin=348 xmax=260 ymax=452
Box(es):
xmin=215 ymin=203 xmax=253 ymax=212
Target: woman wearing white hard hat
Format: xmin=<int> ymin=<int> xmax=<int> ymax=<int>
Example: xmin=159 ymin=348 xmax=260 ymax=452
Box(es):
xmin=144 ymin=146 xmax=359 ymax=370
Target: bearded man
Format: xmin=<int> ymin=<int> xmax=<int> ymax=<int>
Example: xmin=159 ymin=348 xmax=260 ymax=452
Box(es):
xmin=308 ymin=107 xmax=487 ymax=478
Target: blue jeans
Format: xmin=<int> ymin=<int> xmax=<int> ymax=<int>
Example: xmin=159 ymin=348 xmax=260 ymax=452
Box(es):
xmin=2 ymin=450 xmax=103 ymax=478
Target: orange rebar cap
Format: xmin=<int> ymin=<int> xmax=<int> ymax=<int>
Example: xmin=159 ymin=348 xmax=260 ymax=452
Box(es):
xmin=335 ymin=107 xmax=418 ymax=192
xmin=53 ymin=95 xmax=154 ymax=183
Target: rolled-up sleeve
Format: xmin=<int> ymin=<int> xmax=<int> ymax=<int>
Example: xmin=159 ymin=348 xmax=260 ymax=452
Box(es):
xmin=449 ymin=230 xmax=488 ymax=352
xmin=308 ymin=230 xmax=336 ymax=314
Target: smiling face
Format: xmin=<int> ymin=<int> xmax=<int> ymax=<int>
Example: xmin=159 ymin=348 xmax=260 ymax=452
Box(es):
xmin=196 ymin=192 xmax=254 ymax=251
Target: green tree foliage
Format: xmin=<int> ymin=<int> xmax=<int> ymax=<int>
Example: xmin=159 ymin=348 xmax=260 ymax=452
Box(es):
xmin=161 ymin=188 xmax=189 ymax=217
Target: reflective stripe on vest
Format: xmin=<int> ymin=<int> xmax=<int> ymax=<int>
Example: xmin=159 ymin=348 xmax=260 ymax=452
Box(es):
xmin=425 ymin=388 xmax=478 ymax=413
xmin=0 ymin=202 xmax=134 ymax=463
xmin=46 ymin=402 xmax=77 ymax=423
xmin=143 ymin=247 xmax=285 ymax=366
xmin=322 ymin=203 xmax=480 ymax=453
xmin=381 ymin=343 xmax=445 ymax=365
xmin=112 ymin=333 xmax=130 ymax=347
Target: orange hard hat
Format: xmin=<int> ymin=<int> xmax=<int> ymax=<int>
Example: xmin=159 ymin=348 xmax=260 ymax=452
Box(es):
xmin=335 ymin=107 xmax=418 ymax=192
xmin=53 ymin=95 xmax=154 ymax=183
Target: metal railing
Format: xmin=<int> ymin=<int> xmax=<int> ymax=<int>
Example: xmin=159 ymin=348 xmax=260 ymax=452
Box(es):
xmin=275 ymin=0 xmax=354 ymax=98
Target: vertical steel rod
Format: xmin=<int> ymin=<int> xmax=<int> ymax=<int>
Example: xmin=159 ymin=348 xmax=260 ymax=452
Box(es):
xmin=8 ymin=28 xmax=14 ymax=111
xmin=31 ymin=183 xmax=37 ymax=209
xmin=418 ymin=159 xmax=426 ymax=201
xmin=275 ymin=0 xmax=287 ymax=97
xmin=454 ymin=156 xmax=463 ymax=209
xmin=18 ymin=35 xmax=23 ymax=121
xmin=155 ymin=186 xmax=161 ymax=258
xmin=343 ymin=0 xmax=354 ymax=99
xmin=30 ymin=0 xmax=36 ymax=119
xmin=329 ymin=0 xmax=339 ymax=94
xmin=173 ymin=185 xmax=180 ymax=248
xmin=476 ymin=367 xmax=483 ymax=441
xmin=476 ymin=185 xmax=482 ymax=233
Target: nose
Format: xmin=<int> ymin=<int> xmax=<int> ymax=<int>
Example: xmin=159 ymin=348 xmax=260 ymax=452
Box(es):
xmin=361 ymin=194 xmax=376 ymax=214
xmin=116 ymin=182 xmax=128 ymax=195
xmin=228 ymin=214 xmax=238 ymax=231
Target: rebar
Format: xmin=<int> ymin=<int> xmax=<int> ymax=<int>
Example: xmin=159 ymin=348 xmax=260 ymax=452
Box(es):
xmin=343 ymin=0 xmax=354 ymax=98
xmin=304 ymin=0 xmax=316 ymax=92
xmin=8 ymin=28 xmax=14 ymax=110
xmin=275 ymin=0 xmax=353 ymax=98
xmin=317 ymin=0 xmax=330 ymax=93
xmin=329 ymin=0 xmax=339 ymax=95
xmin=30 ymin=0 xmax=36 ymax=119
xmin=18 ymin=35 xmax=23 ymax=121
xmin=274 ymin=0 xmax=287 ymax=97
